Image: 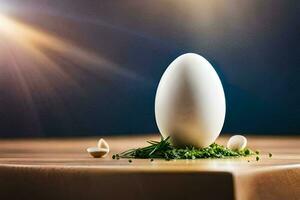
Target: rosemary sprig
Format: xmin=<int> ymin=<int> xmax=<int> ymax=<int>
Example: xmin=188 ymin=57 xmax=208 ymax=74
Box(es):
xmin=112 ymin=136 xmax=256 ymax=160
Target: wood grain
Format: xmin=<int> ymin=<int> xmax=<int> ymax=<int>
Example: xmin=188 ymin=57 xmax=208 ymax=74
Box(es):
xmin=0 ymin=135 xmax=299 ymax=200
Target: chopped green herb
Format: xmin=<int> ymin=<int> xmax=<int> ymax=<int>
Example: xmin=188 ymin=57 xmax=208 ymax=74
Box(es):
xmin=256 ymin=156 xmax=259 ymax=161
xmin=113 ymin=136 xmax=256 ymax=160
xmin=128 ymin=159 xmax=132 ymax=163
xmin=255 ymin=150 xmax=260 ymax=155
xmin=244 ymin=149 xmax=250 ymax=155
xmin=150 ymin=158 xmax=154 ymax=162
xmin=112 ymin=155 xmax=116 ymax=159
xmin=268 ymin=153 xmax=272 ymax=158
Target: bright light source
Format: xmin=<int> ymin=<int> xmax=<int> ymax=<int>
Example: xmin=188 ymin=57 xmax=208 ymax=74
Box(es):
xmin=0 ymin=14 xmax=16 ymax=34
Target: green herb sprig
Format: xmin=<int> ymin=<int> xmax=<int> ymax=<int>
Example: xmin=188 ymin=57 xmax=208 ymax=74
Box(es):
xmin=113 ymin=136 xmax=256 ymax=160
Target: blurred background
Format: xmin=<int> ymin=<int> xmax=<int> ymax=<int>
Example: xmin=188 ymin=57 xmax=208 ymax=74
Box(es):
xmin=0 ymin=0 xmax=299 ymax=137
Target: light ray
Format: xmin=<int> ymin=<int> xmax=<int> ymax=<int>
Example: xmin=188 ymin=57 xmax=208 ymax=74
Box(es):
xmin=0 ymin=13 xmax=140 ymax=81
xmin=0 ymin=13 xmax=145 ymax=135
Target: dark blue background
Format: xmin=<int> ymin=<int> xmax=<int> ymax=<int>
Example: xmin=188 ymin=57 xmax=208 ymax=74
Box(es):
xmin=0 ymin=0 xmax=299 ymax=137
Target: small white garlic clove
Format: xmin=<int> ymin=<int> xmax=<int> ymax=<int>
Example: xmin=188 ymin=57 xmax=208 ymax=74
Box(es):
xmin=227 ymin=135 xmax=247 ymax=151
xmin=97 ymin=138 xmax=109 ymax=151
xmin=87 ymin=146 xmax=109 ymax=158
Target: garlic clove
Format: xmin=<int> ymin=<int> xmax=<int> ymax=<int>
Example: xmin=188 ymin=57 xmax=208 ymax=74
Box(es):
xmin=227 ymin=135 xmax=247 ymax=151
xmin=97 ymin=138 xmax=109 ymax=150
xmin=87 ymin=146 xmax=109 ymax=158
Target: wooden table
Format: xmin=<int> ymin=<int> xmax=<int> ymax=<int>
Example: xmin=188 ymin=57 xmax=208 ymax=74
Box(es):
xmin=0 ymin=135 xmax=299 ymax=200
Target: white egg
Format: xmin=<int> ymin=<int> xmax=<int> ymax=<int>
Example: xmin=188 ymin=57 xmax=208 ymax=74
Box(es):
xmin=155 ymin=53 xmax=226 ymax=148
xmin=227 ymin=135 xmax=247 ymax=151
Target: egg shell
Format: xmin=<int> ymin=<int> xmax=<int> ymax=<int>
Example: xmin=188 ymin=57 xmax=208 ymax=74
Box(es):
xmin=87 ymin=147 xmax=109 ymax=158
xmin=155 ymin=53 xmax=226 ymax=148
xmin=227 ymin=135 xmax=247 ymax=151
xmin=97 ymin=138 xmax=109 ymax=150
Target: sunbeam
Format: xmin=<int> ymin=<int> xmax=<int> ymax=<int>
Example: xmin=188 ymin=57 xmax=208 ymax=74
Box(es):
xmin=0 ymin=13 xmax=146 ymax=135
xmin=0 ymin=12 xmax=144 ymax=106
xmin=0 ymin=13 xmax=140 ymax=81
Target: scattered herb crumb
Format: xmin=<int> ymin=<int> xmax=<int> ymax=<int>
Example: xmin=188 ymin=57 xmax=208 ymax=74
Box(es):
xmin=247 ymin=160 xmax=250 ymax=162
xmin=128 ymin=159 xmax=132 ymax=163
xmin=256 ymin=156 xmax=260 ymax=161
xmin=255 ymin=150 xmax=260 ymax=155
xmin=150 ymin=158 xmax=154 ymax=162
xmin=113 ymin=136 xmax=257 ymax=160
xmin=112 ymin=154 xmax=120 ymax=160
xmin=269 ymin=153 xmax=272 ymax=158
